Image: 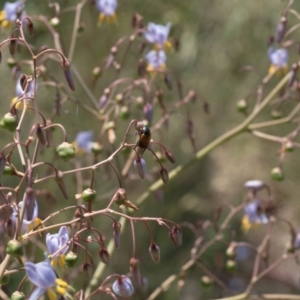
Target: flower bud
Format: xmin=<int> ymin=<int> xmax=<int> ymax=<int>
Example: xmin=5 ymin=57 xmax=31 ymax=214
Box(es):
xmin=134 ymin=157 xmax=146 ymax=179
xmin=149 ymin=243 xmax=160 ymax=264
xmin=276 ymin=17 xmax=287 ymax=43
xmin=81 ymin=188 xmax=96 ymax=203
xmin=0 ymin=113 xmax=18 ymax=132
xmin=165 ymin=150 xmax=175 ymax=164
xmin=160 ymin=168 xmax=169 ymax=184
xmin=6 ymin=239 xmax=24 ymax=257
xmin=36 ymin=123 xmax=47 ymax=146
xmin=200 ymin=276 xmax=213 ymax=289
xmin=56 ymin=142 xmax=75 ymax=161
xmin=271 ymin=167 xmax=284 ymax=181
xmin=236 ymin=99 xmax=247 ymax=113
xmin=112 ymin=275 xmax=134 ymax=297
xmin=0 ymin=275 xmax=9 ymax=285
xmin=99 ymin=247 xmax=110 ymax=264
xmin=61 ymin=60 xmax=75 ymax=91
xmin=130 ymin=257 xmax=142 ymax=285
xmin=169 ymin=226 xmax=182 ymax=246
xmin=26 ymin=19 xmax=34 ymax=36
xmin=11 ymin=291 xmax=25 ymax=300
xmin=143 ymin=102 xmax=153 ymax=124
xmin=113 ymin=221 xmax=121 ymax=249
xmin=65 ymin=251 xmax=78 ymax=268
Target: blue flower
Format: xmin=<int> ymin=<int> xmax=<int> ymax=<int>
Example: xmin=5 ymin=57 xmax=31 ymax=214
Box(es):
xmin=242 ymin=200 xmax=268 ymax=232
xmin=95 ymin=0 xmax=117 ymax=26
xmin=0 ymin=0 xmax=24 ymax=29
xmin=25 ymin=260 xmax=70 ymax=300
xmin=144 ymin=22 xmax=172 ymax=51
xmin=268 ymin=47 xmax=288 ymax=75
xmin=46 ymin=226 xmax=69 ymax=267
xmin=10 ymin=199 xmax=39 ymax=233
xmin=73 ymin=130 xmax=94 ymax=154
xmin=145 ymin=50 xmax=166 ymax=73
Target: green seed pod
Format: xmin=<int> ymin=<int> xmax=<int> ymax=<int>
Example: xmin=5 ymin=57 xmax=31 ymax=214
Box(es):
xmin=92 ymin=66 xmax=102 ymax=78
xmin=236 ymin=99 xmax=247 ymax=113
xmin=7 ymin=57 xmax=17 ymax=68
xmin=200 ymin=276 xmax=213 ymax=289
xmin=271 ymin=167 xmax=284 ymax=181
xmin=3 ymin=165 xmax=14 ymax=176
xmin=56 ymin=142 xmax=75 ymax=161
xmin=225 ymin=259 xmax=237 ymax=272
xmin=0 ymin=275 xmax=9 ymax=285
xmin=91 ymin=142 xmax=103 ymax=155
xmin=285 ymin=141 xmax=294 ymax=152
xmin=119 ymin=106 xmax=130 ymax=120
xmin=6 ymin=239 xmax=24 ymax=257
xmin=81 ymin=188 xmax=96 ymax=203
xmin=65 ymin=251 xmax=78 ymax=268
xmin=1 ymin=113 xmax=18 ymax=132
xmin=10 ymin=291 xmax=25 ymax=300
xmin=50 ymin=17 xmax=60 ymax=27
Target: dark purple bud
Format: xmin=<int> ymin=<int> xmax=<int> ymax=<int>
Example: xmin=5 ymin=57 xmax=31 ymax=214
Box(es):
xmin=99 ymin=247 xmax=110 ymax=264
xmin=159 ymin=168 xmax=169 ymax=184
xmin=61 ymin=60 xmax=75 ymax=91
xmin=165 ymin=150 xmax=175 ymax=164
xmin=36 ymin=124 xmax=47 ymax=146
xmin=106 ymin=54 xmax=114 ymax=69
xmin=169 ymin=226 xmax=182 ymax=246
xmin=134 ymin=157 xmax=146 ymax=179
xmin=20 ymin=75 xmax=27 ymax=91
xmin=149 ymin=243 xmax=160 ymax=264
xmin=9 ymin=38 xmax=16 ymax=56
xmin=99 ymin=88 xmax=110 ymax=109
xmin=132 ymin=13 xmax=143 ymax=29
xmin=25 ymin=187 xmax=35 ymax=221
xmin=6 ymin=219 xmax=15 ymax=238
xmin=138 ymin=58 xmax=146 ymax=76
xmin=130 ymin=257 xmax=142 ymax=285
xmin=113 ymin=221 xmax=121 ymax=249
xmin=276 ymin=17 xmax=287 ymax=43
xmin=143 ymin=102 xmax=153 ymax=124
xmin=164 ymin=74 xmax=173 ymax=90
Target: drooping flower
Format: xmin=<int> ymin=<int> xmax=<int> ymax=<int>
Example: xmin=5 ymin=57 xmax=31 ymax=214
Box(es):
xmin=268 ymin=47 xmax=288 ymax=75
xmin=112 ymin=275 xmax=134 ymax=297
xmin=10 ymin=199 xmax=40 ymax=233
xmin=25 ymin=260 xmax=71 ymax=300
xmin=95 ymin=0 xmax=117 ymax=26
xmin=11 ymin=76 xmax=36 ymax=110
xmin=145 ymin=50 xmax=166 ymax=73
xmin=242 ymin=200 xmax=269 ymax=232
xmin=144 ymin=22 xmax=172 ymax=51
xmin=73 ymin=131 xmax=94 ymax=154
xmin=46 ymin=226 xmax=69 ymax=267
xmin=0 ymin=0 xmax=24 ymax=29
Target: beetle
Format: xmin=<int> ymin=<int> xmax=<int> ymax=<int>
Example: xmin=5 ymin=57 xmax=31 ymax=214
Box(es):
xmin=134 ymin=125 xmax=151 ymax=156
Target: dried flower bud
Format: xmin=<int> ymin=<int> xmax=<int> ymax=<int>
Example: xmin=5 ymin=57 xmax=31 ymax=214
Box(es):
xmin=6 ymin=239 xmax=24 ymax=257
xmin=165 ymin=150 xmax=175 ymax=164
xmin=169 ymin=226 xmax=182 ymax=246
xmin=26 ymin=19 xmax=34 ymax=35
xmin=56 ymin=142 xmax=75 ymax=161
xmin=55 ymin=170 xmax=68 ymax=199
xmin=99 ymin=247 xmax=110 ymax=264
xmin=61 ymin=60 xmax=75 ymax=91
xmin=149 ymin=243 xmax=160 ymax=264
xmin=6 ymin=218 xmax=15 ymax=238
xmin=9 ymin=38 xmax=16 ymax=56
xmin=134 ymin=157 xmax=146 ymax=179
xmin=160 ymin=168 xmax=169 ymax=184
xmin=132 ymin=13 xmax=143 ymax=29
xmin=271 ymin=167 xmax=284 ymax=182
xmin=36 ymin=123 xmax=47 ymax=146
xmin=130 ymin=257 xmax=142 ymax=285
xmin=112 ymin=275 xmax=134 ymax=297
xmin=143 ymin=102 xmax=153 ymax=124
xmin=24 ymin=187 xmax=35 ymax=221
xmin=113 ymin=222 xmax=121 ymax=249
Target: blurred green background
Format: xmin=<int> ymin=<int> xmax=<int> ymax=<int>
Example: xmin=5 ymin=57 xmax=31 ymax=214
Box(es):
xmin=1 ymin=0 xmax=300 ymax=299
